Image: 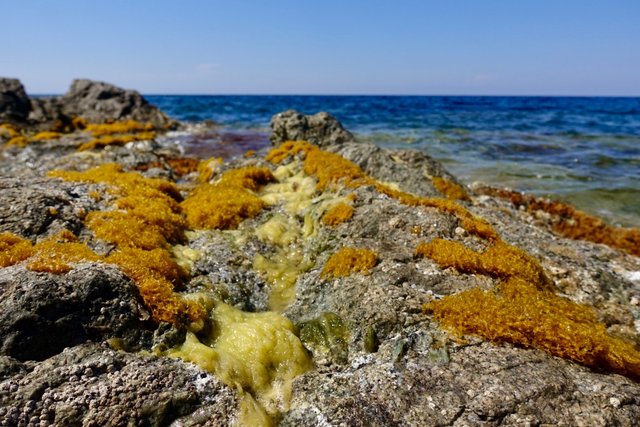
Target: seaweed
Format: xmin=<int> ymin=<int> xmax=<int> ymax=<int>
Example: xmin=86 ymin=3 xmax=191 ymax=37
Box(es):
xmin=322 ymin=247 xmax=378 ymax=278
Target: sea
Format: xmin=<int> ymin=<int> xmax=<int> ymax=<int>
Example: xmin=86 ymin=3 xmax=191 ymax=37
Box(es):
xmin=147 ymin=95 xmax=640 ymax=228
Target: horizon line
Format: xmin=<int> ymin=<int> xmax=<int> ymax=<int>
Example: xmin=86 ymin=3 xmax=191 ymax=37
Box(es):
xmin=30 ymin=92 xmax=640 ymax=98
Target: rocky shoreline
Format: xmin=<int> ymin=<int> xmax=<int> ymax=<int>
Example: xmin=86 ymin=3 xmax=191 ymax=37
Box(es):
xmin=1 ymin=78 xmax=640 ymax=426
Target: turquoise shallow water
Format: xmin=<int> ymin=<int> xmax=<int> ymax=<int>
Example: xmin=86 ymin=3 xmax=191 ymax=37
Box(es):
xmin=147 ymin=95 xmax=640 ymax=228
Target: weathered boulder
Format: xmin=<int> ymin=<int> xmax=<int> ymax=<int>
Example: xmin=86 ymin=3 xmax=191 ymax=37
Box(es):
xmin=0 ymin=264 xmax=148 ymax=361
xmin=270 ymin=109 xmax=356 ymax=147
xmin=0 ymin=78 xmax=31 ymax=123
xmin=60 ymin=79 xmax=171 ymax=127
xmin=0 ymin=343 xmax=237 ymax=426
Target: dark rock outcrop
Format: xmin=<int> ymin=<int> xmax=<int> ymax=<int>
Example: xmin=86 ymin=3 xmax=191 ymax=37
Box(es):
xmin=270 ymin=109 xmax=356 ymax=147
xmin=0 ymin=77 xmax=172 ymax=129
xmin=60 ymin=79 xmax=170 ymax=127
xmin=0 ymin=264 xmax=147 ymax=361
xmin=0 ymin=78 xmax=31 ymax=124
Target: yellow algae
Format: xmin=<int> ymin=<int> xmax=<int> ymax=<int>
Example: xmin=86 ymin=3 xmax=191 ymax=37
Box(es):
xmin=254 ymin=251 xmax=312 ymax=311
xmin=322 ymin=247 xmax=378 ymax=279
xmin=32 ymin=131 xmax=62 ymax=141
xmin=255 ymin=215 xmax=300 ymax=247
xmin=167 ymin=300 xmax=312 ymax=426
xmin=171 ymin=244 xmax=202 ymax=273
xmin=181 ymin=167 xmax=275 ymax=230
xmin=418 ymin=238 xmax=640 ymax=380
xmin=27 ymin=230 xmax=101 ymax=274
xmin=432 ymin=176 xmax=470 ymax=201
xmin=322 ymin=202 xmax=354 ymax=226
xmin=106 ymin=247 xmax=187 ymax=286
xmin=0 ymin=232 xmax=35 ymax=267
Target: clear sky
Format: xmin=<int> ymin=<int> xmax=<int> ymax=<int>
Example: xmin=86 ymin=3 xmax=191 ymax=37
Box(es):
xmin=2 ymin=0 xmax=639 ymax=95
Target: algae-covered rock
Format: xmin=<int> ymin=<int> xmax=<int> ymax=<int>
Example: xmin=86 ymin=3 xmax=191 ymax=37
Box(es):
xmin=1 ymin=102 xmax=640 ymax=426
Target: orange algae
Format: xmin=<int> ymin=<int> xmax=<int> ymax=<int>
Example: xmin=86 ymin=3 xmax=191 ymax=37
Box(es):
xmin=6 ymin=136 xmax=28 ymax=147
xmin=418 ymin=238 xmax=640 ymax=380
xmin=32 ymin=131 xmax=62 ymax=141
xmin=0 ymin=232 xmax=35 ymax=267
xmin=181 ymin=166 xmax=275 ymax=230
xmin=48 ymin=164 xmax=203 ymax=325
xmin=85 ymin=120 xmax=154 ymax=136
xmin=0 ymin=123 xmax=19 ymax=139
xmin=477 ymin=186 xmax=640 ymax=257
xmin=432 ymin=177 xmax=470 ymax=201
xmin=27 ymin=230 xmax=101 ymax=274
xmin=322 ymin=203 xmax=355 ymax=226
xmin=78 ymin=132 xmax=156 ymax=151
xmin=77 ymin=120 xmax=156 ymax=151
xmin=322 ymin=247 xmax=378 ymax=278
xmin=416 ymin=238 xmax=552 ymax=290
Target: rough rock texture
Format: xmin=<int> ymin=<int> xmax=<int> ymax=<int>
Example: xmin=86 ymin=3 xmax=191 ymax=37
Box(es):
xmin=1 ymin=105 xmax=640 ymax=425
xmin=0 ymin=264 xmax=148 ymax=361
xmin=270 ymin=109 xmax=356 ymax=148
xmin=0 ymin=343 xmax=237 ymax=426
xmin=60 ymin=79 xmax=171 ymax=127
xmin=0 ymin=78 xmax=31 ymax=123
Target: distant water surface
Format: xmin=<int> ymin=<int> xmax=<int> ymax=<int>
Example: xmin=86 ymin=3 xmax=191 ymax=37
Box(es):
xmin=147 ymin=95 xmax=640 ymax=228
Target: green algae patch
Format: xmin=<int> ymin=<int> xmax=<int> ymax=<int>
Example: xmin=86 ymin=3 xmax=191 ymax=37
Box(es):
xmin=299 ymin=312 xmax=349 ymax=364
xmin=166 ymin=300 xmax=313 ymax=426
xmin=322 ymin=247 xmax=378 ymax=279
xmin=0 ymin=232 xmax=35 ymax=268
xmin=181 ymin=166 xmax=275 ymax=230
xmin=418 ymin=238 xmax=640 ymax=380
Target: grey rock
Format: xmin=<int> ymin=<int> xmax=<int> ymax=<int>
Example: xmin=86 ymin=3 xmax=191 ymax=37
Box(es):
xmin=60 ymin=78 xmax=171 ymax=127
xmin=270 ymin=109 xmax=356 ymax=147
xmin=0 ymin=264 xmax=148 ymax=361
xmin=0 ymin=177 xmax=99 ymax=239
xmin=0 ymin=343 xmax=237 ymax=426
xmin=0 ymin=78 xmax=31 ymax=123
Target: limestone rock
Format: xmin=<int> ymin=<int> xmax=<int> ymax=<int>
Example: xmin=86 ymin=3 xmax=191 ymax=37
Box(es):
xmin=0 ymin=78 xmax=31 ymax=124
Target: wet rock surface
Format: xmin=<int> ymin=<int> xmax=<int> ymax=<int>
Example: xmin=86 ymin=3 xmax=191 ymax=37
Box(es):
xmin=1 ymin=104 xmax=640 ymax=425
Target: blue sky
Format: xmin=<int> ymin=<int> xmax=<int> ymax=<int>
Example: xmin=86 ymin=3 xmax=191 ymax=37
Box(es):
xmin=3 ymin=1 xmax=639 ymax=95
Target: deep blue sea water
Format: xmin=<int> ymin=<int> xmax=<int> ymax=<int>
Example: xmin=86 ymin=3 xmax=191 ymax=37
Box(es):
xmin=147 ymin=95 xmax=640 ymax=228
